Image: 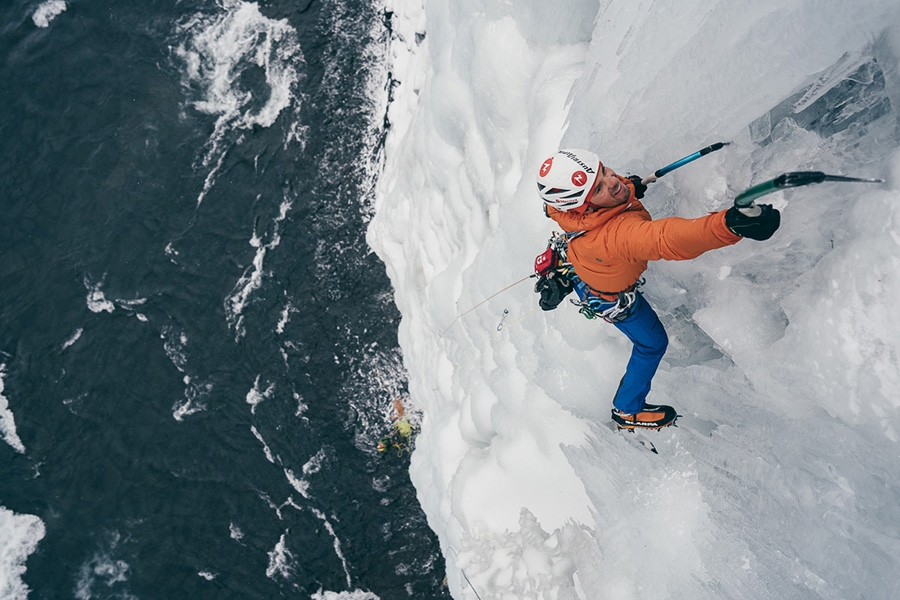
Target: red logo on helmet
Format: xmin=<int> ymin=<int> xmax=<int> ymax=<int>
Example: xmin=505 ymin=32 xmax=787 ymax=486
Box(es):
xmin=571 ymin=171 xmax=588 ymax=187
xmin=539 ymin=158 xmax=553 ymax=177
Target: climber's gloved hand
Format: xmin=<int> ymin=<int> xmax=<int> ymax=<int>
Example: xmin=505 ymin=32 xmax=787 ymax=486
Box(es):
xmin=626 ymin=175 xmax=647 ymax=200
xmin=725 ymin=204 xmax=781 ymax=241
xmin=535 ymin=271 xmax=573 ymax=311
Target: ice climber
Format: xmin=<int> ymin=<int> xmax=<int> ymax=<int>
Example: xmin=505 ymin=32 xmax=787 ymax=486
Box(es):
xmin=535 ymin=148 xmax=780 ymax=430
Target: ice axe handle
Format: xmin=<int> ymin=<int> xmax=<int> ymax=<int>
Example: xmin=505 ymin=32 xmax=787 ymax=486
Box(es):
xmin=641 ymin=142 xmax=730 ymax=186
xmin=733 ymin=180 xmax=776 ymax=216
xmin=737 ymin=204 xmax=762 ymax=217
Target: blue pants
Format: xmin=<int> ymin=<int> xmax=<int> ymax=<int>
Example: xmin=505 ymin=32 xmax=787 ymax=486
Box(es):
xmin=607 ymin=294 xmax=668 ymax=414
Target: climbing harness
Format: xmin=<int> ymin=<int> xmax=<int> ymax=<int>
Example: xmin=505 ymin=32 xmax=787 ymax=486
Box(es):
xmin=569 ymin=278 xmax=645 ymax=323
xmin=532 ymin=230 xmax=642 ymax=322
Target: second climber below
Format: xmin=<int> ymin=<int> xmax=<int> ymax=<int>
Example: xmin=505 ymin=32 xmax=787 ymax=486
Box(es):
xmin=536 ymin=148 xmax=780 ymax=430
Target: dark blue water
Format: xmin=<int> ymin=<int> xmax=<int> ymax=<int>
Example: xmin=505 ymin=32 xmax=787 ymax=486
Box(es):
xmin=0 ymin=0 xmax=447 ymax=598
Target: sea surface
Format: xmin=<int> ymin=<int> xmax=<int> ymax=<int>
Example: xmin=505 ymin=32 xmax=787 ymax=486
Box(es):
xmin=0 ymin=0 xmax=447 ymax=598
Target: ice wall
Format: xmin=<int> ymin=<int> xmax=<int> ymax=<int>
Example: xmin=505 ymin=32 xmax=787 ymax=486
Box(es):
xmin=372 ymin=1 xmax=900 ymax=598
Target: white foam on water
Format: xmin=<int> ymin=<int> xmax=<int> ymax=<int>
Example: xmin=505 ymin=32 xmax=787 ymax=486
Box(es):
xmin=310 ymin=590 xmax=380 ymax=600
xmin=32 ymin=0 xmax=66 ymax=28
xmin=265 ymin=533 xmax=294 ymax=580
xmin=172 ymin=375 xmax=212 ymax=421
xmin=83 ymin=278 xmax=147 ymax=318
xmin=164 ymin=242 xmax=180 ymax=263
xmin=284 ymin=448 xmax=325 ymax=499
xmin=160 ymin=327 xmax=213 ymax=420
xmin=173 ymin=0 xmax=304 ymax=206
xmin=246 ymin=375 xmax=275 ymax=415
xmin=0 ymin=507 xmax=45 ymax=600
xmin=61 ymin=328 xmax=83 ymax=350
xmin=276 ymin=298 xmax=295 ymax=334
xmin=84 ymin=277 xmax=115 ymax=314
xmin=161 ymin=326 xmax=188 ymax=372
xmin=0 ymin=365 xmax=25 ymax=454
xmin=225 ymin=198 xmax=292 ymax=339
xmin=283 ymin=467 xmax=310 ymax=498
xmin=309 ymin=507 xmax=352 ymax=588
xmin=251 ymin=424 xmax=277 ymax=464
xmin=73 ymin=532 xmax=132 ymax=600
xmin=302 ymin=448 xmax=325 ymax=476
xmin=293 ymin=390 xmax=309 ymax=419
xmin=113 ymin=297 xmax=147 ymax=322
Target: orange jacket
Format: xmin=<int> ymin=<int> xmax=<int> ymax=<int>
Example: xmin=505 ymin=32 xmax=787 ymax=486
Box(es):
xmin=546 ymin=177 xmax=742 ymax=293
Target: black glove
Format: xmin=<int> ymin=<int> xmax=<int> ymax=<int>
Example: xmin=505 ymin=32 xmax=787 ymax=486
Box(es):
xmin=627 ymin=175 xmax=647 ymax=200
xmin=725 ymin=204 xmax=781 ymax=241
xmin=535 ymin=271 xmax=574 ymax=311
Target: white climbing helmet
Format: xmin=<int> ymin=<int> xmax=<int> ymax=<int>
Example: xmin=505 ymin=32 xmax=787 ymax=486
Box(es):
xmin=536 ymin=149 xmax=602 ymax=211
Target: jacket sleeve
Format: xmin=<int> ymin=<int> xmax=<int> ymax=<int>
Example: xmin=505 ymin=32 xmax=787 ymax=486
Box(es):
xmin=604 ymin=209 xmax=742 ymax=262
